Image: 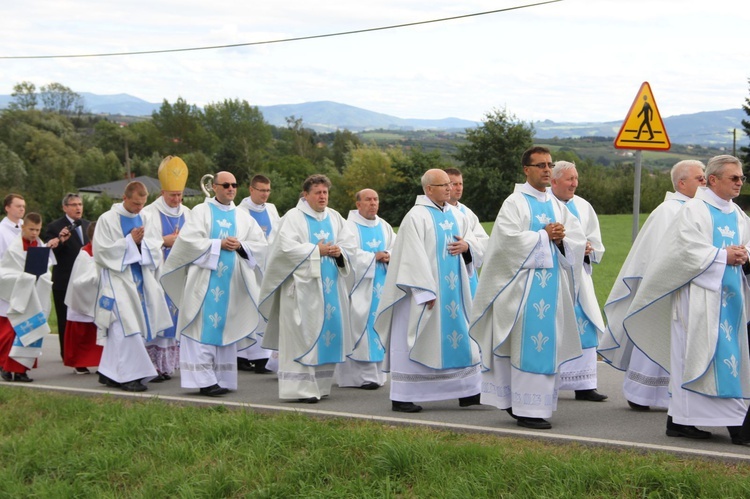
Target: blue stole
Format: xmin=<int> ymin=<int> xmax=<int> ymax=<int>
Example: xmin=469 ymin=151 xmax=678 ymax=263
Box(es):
xmin=707 ymin=204 xmax=743 ymax=398
xmin=199 ymin=204 xmax=236 ymax=346
xmin=305 ymin=214 xmax=344 ymax=364
xmin=159 ymin=211 xmax=185 ymax=339
xmin=564 ymin=199 xmax=598 ymax=349
xmin=457 ymin=204 xmax=478 ymax=298
xmin=428 ymin=206 xmax=472 ymax=368
xmin=355 ymin=223 xmax=386 ymax=362
xmin=119 ymin=214 xmax=152 ymax=341
xmin=520 ymin=194 xmax=559 ymax=374
xmin=249 ymin=208 xmax=272 ymax=238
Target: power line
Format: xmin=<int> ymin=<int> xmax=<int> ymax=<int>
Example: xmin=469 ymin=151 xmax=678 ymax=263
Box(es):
xmin=1 ymin=1 xmax=562 ymax=60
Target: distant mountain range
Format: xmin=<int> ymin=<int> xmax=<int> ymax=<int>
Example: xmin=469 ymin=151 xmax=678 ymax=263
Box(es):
xmin=0 ymin=92 xmax=745 ymax=147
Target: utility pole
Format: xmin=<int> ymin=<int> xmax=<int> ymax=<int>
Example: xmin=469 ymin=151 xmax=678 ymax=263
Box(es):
xmin=733 ymin=128 xmax=737 ymax=157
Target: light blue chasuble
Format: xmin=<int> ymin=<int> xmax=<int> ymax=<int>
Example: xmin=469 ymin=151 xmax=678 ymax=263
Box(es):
xmin=520 ymin=194 xmax=559 ymax=374
xmin=119 ymin=214 xmax=153 ymax=341
xmin=249 ymin=208 xmax=272 ymax=239
xmin=199 ymin=204 xmax=236 ymax=346
xmin=564 ymin=199 xmax=598 ymax=349
xmin=159 ymin=212 xmax=185 ymax=339
xmin=707 ymin=204 xmax=743 ymax=398
xmin=355 ymin=223 xmax=386 ymax=362
xmin=305 ymin=214 xmax=345 ymax=365
xmin=12 ymin=313 xmax=45 ymax=351
xmin=457 ymin=204 xmax=478 ymax=298
xmin=428 ymin=206 xmax=472 ymax=368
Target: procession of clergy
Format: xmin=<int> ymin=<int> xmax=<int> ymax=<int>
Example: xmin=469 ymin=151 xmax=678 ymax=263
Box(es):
xmin=2 ymin=146 xmax=750 ymax=445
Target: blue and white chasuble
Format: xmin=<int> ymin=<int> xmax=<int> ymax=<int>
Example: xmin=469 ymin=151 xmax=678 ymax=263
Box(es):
xmin=119 ymin=214 xmax=153 ymax=342
xmin=563 ymin=199 xmax=598 ymax=349
xmin=198 ymin=204 xmax=237 ymax=346
xmin=706 ymin=204 xmax=744 ymax=398
xmin=354 ymin=223 xmax=386 ymax=362
xmin=159 ymin=212 xmax=185 ymax=339
xmin=427 ymin=206 xmax=472 ymax=368
xmin=520 ymin=194 xmax=559 ymax=374
xmin=304 ymin=214 xmax=345 ymax=365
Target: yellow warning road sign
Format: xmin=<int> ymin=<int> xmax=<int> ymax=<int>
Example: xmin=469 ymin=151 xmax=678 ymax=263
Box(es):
xmin=614 ymin=82 xmax=670 ymax=151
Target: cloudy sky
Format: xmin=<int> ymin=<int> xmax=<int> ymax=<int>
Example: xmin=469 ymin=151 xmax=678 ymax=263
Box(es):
xmin=2 ymin=0 xmax=749 ymax=123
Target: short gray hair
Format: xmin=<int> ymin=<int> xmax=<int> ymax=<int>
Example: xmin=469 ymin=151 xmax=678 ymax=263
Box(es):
xmin=670 ymin=160 xmax=705 ymax=189
xmin=706 ymin=155 xmax=743 ymax=186
xmin=551 ymin=161 xmax=576 ymax=180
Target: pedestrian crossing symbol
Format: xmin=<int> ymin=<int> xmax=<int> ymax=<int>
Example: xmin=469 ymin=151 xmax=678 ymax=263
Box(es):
xmin=614 ymin=82 xmax=670 ymax=151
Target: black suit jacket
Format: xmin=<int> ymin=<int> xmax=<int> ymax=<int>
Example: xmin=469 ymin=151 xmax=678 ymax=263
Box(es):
xmin=43 ymin=216 xmax=91 ymax=291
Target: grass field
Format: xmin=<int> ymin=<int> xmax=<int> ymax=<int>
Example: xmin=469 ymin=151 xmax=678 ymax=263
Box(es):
xmin=1 ymin=388 xmax=750 ymax=497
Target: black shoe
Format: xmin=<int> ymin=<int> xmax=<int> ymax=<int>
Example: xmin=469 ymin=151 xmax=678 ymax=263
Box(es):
xmin=359 ymin=382 xmax=380 ymax=390
xmin=199 ymin=384 xmax=229 ymax=397
xmin=392 ymin=401 xmax=422 ymax=413
xmin=297 ymin=397 xmax=319 ymax=404
xmin=727 ymin=426 xmax=750 ymax=445
xmin=12 ymin=372 xmax=33 ymax=382
xmin=666 ymin=416 xmax=711 ymax=439
xmin=517 ymin=417 xmax=552 ymax=430
xmin=150 ymin=374 xmax=167 ymax=383
xmin=0 ymin=370 xmax=12 ymax=382
xmin=254 ymin=359 xmax=273 ymax=374
xmin=74 ymin=367 xmax=91 ymax=375
xmin=628 ymin=400 xmax=650 ymax=411
xmin=459 ymin=393 xmax=481 ymax=407
xmin=98 ymin=373 xmax=121 ymax=388
xmin=237 ymin=358 xmax=255 ymax=372
xmin=121 ymin=380 xmax=147 ymax=392
xmin=505 ymin=408 xmax=519 ymax=420
xmin=575 ymin=389 xmax=608 ymax=402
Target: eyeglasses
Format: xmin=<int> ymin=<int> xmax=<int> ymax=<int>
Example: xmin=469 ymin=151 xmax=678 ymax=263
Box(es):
xmin=717 ymin=175 xmax=746 ymax=183
xmin=693 ymin=175 xmax=706 ymax=182
xmin=526 ymin=162 xmax=554 ymax=169
xmin=429 ymin=183 xmax=453 ymax=188
xmin=214 ymin=182 xmax=238 ymax=189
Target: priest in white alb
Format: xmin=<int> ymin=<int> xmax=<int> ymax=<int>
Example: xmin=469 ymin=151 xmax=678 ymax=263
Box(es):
xmin=621 ymin=155 xmax=750 ymax=445
xmin=161 ymin=171 xmax=268 ymax=397
xmin=469 ymin=146 xmax=586 ymax=430
xmin=336 ymin=188 xmax=395 ymax=390
xmin=600 ymin=159 xmax=706 ymax=411
xmin=259 ymin=174 xmax=357 ymax=403
xmin=374 ymin=169 xmax=483 ymax=413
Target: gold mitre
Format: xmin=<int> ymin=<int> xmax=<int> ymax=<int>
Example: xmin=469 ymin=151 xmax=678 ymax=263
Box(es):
xmin=158 ymin=156 xmax=188 ymax=191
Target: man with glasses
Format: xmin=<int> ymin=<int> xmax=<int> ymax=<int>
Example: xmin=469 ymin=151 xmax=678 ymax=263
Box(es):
xmin=374 ymin=169 xmax=482 ymax=413
xmin=236 ymin=174 xmax=280 ymax=374
xmin=259 ymin=174 xmax=357 ymax=403
xmin=470 ymin=146 xmax=586 ymax=429
xmin=161 ymin=171 xmax=268 ymax=397
xmin=44 ymin=193 xmax=91 ymax=365
xmin=620 ymin=155 xmax=750 ymax=445
xmin=601 ymin=160 xmax=706 ymax=412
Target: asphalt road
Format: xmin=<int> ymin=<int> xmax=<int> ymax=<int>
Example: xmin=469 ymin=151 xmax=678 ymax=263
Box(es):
xmin=6 ymin=334 xmax=750 ymax=463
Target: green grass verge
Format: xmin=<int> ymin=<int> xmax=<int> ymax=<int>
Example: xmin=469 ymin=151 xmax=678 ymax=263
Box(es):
xmin=1 ymin=388 xmax=749 ymax=497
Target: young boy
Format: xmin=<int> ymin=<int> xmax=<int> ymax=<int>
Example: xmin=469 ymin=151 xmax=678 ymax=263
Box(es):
xmin=0 ymin=212 xmax=59 ymax=381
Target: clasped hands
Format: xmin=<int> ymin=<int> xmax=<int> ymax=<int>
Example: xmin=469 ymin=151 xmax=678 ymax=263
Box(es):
xmin=318 ymin=241 xmax=341 ymax=258
xmin=544 ymin=222 xmax=565 ymax=243
xmin=726 ymin=245 xmax=748 ymax=266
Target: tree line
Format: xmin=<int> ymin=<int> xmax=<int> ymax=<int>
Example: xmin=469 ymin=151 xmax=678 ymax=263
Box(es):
xmin=4 ymin=80 xmax=735 ymax=228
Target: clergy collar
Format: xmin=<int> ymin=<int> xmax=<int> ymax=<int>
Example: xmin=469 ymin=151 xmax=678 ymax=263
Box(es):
xmin=696 ymin=186 xmax=734 ymax=213
xmin=416 ymin=194 xmax=449 ymax=212
xmin=238 ymin=197 xmax=266 ymax=212
xmin=113 ymin=202 xmax=140 ymax=218
xmin=155 ymin=196 xmax=183 ymax=216
xmin=207 ymin=196 xmax=235 ymax=212
xmin=297 ymin=199 xmax=328 ymax=220
xmin=667 ymin=191 xmax=692 ymax=203
xmin=1 ymin=217 xmax=23 ymax=230
xmin=517 ymin=182 xmax=551 ymax=202
xmin=348 ymin=210 xmax=380 ymax=227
